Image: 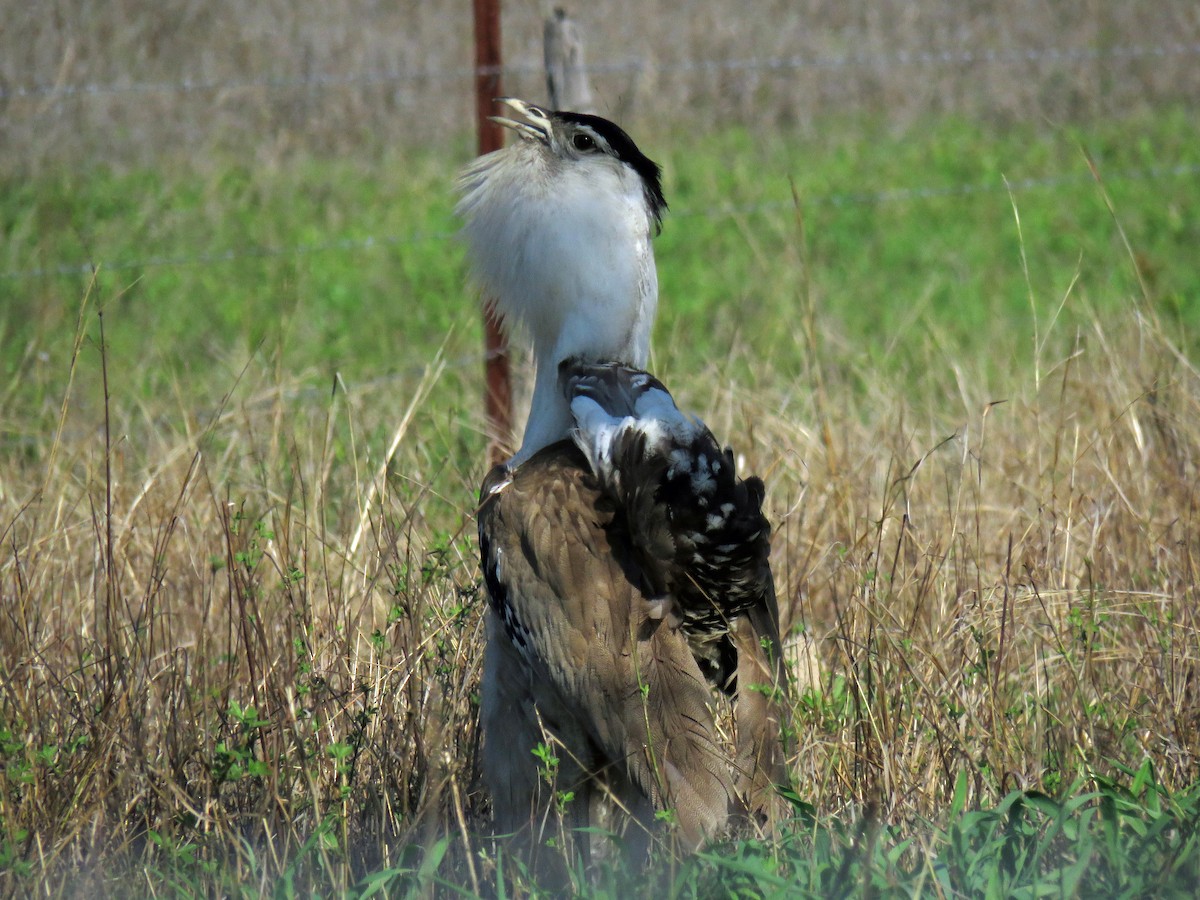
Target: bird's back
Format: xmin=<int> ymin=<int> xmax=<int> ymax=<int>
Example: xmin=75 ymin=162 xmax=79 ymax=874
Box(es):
xmin=476 ymin=360 xmax=789 ymax=860
xmin=478 ymin=438 xmax=737 ymax=861
xmin=563 ymin=360 xmax=782 ymax=690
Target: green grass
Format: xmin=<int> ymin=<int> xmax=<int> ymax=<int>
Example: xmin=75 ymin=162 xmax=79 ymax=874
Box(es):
xmin=2 ymin=109 xmax=1197 ymax=412
xmin=2 ymin=109 xmax=1199 ymax=896
xmin=0 ymin=148 xmax=469 ymax=412
xmin=654 ymin=108 xmax=1199 ymax=386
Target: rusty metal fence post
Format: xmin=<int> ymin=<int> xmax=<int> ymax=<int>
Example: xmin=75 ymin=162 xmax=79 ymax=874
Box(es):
xmin=473 ymin=0 xmax=512 ymax=465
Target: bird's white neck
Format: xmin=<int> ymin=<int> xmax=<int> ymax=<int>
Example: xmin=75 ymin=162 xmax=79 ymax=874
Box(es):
xmin=458 ymin=142 xmax=659 ymax=465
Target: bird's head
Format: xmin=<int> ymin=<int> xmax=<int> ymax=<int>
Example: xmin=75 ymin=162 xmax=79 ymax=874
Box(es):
xmin=486 ymin=98 xmax=667 ymax=231
xmin=456 ymin=99 xmax=666 ymax=462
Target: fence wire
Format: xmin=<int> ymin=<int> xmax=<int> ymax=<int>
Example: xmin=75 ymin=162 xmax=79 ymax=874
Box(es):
xmin=4 ymin=41 xmax=1199 ymax=102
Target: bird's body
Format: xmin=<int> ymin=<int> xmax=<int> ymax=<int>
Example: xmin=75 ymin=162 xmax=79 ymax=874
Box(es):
xmin=477 ymin=435 xmax=737 ymax=854
xmin=457 ymin=100 xmax=788 ymax=867
xmin=458 ymin=107 xmax=662 ymax=463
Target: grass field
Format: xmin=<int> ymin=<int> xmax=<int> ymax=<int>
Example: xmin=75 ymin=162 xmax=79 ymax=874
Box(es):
xmin=2 ymin=110 xmax=1199 ymax=895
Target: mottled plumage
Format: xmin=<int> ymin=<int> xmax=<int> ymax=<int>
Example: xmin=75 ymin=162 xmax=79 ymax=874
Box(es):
xmin=458 ymin=100 xmax=789 ymax=867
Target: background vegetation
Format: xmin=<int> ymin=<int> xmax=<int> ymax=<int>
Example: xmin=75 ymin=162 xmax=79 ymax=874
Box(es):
xmin=2 ymin=2 xmax=1199 ymax=895
xmin=4 ymin=1 xmax=1199 ymax=169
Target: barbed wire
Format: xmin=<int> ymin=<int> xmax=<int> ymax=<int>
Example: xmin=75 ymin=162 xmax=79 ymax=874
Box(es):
xmin=4 ymin=41 xmax=1198 ymax=102
xmin=4 ymin=162 xmax=1196 ymax=283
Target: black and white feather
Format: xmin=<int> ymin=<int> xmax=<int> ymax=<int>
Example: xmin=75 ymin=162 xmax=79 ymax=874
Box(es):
xmin=458 ymin=99 xmax=789 ymax=863
xmin=563 ymin=359 xmax=775 ymax=689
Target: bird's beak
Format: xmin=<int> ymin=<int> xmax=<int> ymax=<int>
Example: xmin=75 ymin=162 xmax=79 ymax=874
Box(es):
xmin=489 ymin=97 xmax=552 ymax=143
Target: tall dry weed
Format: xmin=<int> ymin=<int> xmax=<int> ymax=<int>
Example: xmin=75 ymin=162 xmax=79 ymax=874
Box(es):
xmin=2 ymin=269 xmax=1196 ymax=891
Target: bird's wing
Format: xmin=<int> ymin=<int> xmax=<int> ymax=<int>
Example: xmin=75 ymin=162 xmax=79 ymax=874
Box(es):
xmin=478 ymin=444 xmax=735 ymax=847
xmin=559 ymin=360 xmax=791 ymax=816
xmin=561 ymin=362 xmax=782 ymax=673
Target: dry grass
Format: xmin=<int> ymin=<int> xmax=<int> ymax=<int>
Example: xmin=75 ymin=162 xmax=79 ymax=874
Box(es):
xmin=760 ymin=306 xmax=1200 ymax=820
xmin=1 ymin=297 xmax=489 ymax=892
xmin=4 ymin=9 xmax=1197 ymax=889
xmin=2 ymin=263 xmax=1197 ymax=891
xmin=4 ymin=0 xmax=1199 ymax=169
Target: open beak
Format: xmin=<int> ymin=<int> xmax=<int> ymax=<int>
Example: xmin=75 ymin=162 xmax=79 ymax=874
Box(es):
xmin=489 ymin=97 xmax=552 ymax=142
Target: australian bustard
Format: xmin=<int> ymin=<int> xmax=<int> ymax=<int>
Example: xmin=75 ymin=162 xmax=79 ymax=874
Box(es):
xmin=456 ymin=99 xmax=789 ymax=866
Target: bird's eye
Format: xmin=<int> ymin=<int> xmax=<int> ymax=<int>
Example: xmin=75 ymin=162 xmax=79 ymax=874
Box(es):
xmin=572 ymin=132 xmax=597 ymax=152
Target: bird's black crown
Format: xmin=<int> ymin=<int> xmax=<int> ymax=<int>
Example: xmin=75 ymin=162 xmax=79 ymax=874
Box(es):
xmin=557 ymin=110 xmax=668 ymax=229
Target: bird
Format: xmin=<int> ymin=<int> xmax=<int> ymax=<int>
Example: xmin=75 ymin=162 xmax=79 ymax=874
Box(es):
xmin=456 ymin=99 xmax=789 ymax=870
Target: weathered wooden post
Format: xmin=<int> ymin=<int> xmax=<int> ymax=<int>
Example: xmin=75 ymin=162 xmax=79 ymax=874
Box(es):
xmin=544 ymin=8 xmax=595 ymax=113
xmin=473 ymin=0 xmax=512 ymax=465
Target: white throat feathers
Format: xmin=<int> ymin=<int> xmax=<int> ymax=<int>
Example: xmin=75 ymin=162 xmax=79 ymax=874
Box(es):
xmin=457 ymin=103 xmax=664 ymax=464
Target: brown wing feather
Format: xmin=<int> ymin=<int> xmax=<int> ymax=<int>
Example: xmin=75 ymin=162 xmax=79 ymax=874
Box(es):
xmin=561 ymin=361 xmax=780 ymax=685
xmin=478 ymin=442 xmax=734 ymax=853
xmin=557 ymin=360 xmax=792 ymax=822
